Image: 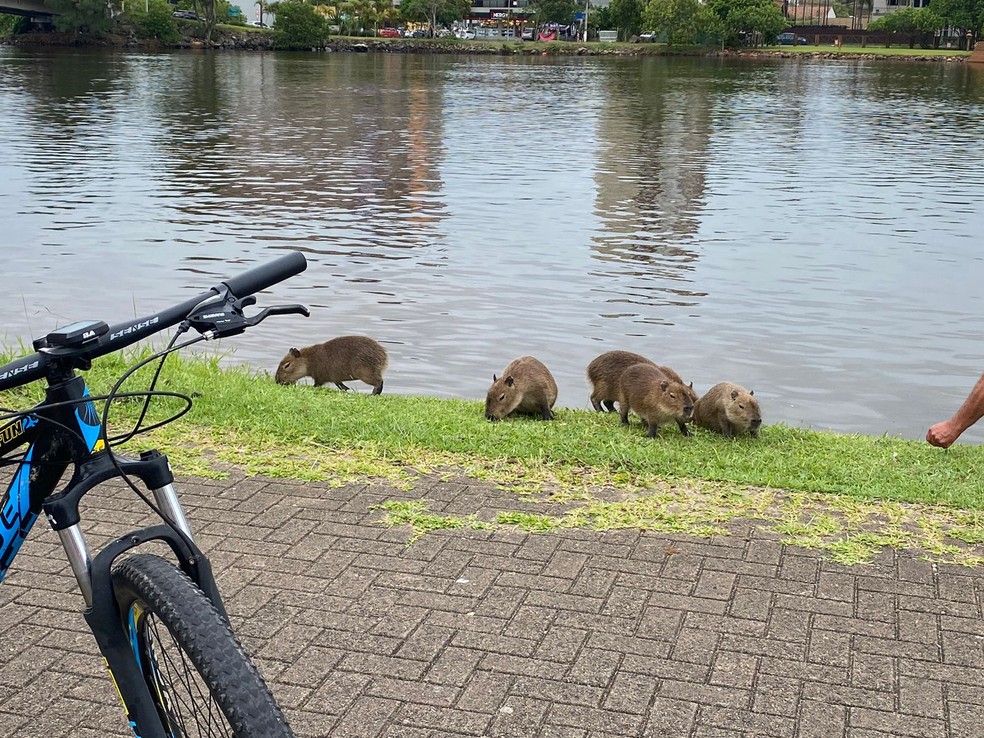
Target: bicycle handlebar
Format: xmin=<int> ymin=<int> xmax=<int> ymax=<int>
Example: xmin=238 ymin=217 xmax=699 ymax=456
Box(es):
xmin=0 ymin=252 xmax=307 ymax=393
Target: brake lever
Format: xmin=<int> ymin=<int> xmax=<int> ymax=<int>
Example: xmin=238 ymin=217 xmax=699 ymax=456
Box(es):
xmin=242 ymin=304 xmax=311 ymax=329
xmin=185 ymin=284 xmax=309 ymax=339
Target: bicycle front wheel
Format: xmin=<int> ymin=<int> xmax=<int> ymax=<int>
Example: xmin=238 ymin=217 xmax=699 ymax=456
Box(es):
xmin=112 ymin=553 xmax=295 ymax=738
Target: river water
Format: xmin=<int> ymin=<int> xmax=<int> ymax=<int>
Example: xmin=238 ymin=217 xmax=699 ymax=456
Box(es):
xmin=1 ymin=47 xmax=983 ymax=442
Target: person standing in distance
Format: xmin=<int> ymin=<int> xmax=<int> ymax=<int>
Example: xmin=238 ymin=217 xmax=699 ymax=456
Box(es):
xmin=926 ymin=373 xmax=984 ymax=448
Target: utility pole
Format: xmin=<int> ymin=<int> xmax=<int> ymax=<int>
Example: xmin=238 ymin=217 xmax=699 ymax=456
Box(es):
xmin=582 ymin=0 xmax=588 ymax=41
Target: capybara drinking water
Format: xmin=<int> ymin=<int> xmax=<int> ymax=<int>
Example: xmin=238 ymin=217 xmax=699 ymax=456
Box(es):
xmin=693 ymin=382 xmax=762 ymax=438
xmin=275 ymin=336 xmax=388 ymax=394
xmin=587 ymin=350 xmax=696 ymax=412
xmin=616 ymin=363 xmax=694 ymax=437
xmin=485 ymin=356 xmax=558 ymax=421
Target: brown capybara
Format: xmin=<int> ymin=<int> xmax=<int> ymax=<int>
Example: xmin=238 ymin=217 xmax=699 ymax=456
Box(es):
xmin=275 ymin=336 xmax=388 ymax=394
xmin=693 ymin=382 xmax=762 ymax=438
xmin=616 ymin=363 xmax=694 ymax=437
xmin=587 ymin=350 xmax=697 ymax=412
xmin=485 ymin=356 xmax=558 ymax=421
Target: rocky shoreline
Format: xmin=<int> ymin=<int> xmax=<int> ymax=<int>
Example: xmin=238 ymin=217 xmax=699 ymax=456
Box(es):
xmin=3 ymin=27 xmax=971 ymax=63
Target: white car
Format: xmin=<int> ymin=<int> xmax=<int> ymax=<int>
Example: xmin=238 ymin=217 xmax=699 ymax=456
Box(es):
xmin=457 ymin=29 xmax=476 ymax=40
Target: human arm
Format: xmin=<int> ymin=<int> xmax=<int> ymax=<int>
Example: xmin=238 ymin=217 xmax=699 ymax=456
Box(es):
xmin=926 ymin=373 xmax=984 ymax=448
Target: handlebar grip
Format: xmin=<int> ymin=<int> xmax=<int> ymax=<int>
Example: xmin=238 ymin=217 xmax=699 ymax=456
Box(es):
xmin=221 ymin=252 xmax=307 ymax=299
xmin=0 ymin=353 xmax=47 ymax=392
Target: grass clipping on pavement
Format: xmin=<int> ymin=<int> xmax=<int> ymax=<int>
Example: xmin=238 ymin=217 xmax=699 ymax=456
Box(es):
xmin=2 ymin=350 xmax=982 ymax=567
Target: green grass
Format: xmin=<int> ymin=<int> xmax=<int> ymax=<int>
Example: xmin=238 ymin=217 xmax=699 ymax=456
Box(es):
xmin=2 ymin=349 xmax=981 ymax=565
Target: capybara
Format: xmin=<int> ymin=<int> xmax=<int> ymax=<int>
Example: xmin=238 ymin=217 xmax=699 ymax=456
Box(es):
xmin=616 ymin=363 xmax=694 ymax=437
xmin=693 ymin=382 xmax=762 ymax=438
xmin=275 ymin=336 xmax=388 ymax=394
xmin=485 ymin=356 xmax=558 ymax=421
xmin=587 ymin=350 xmax=697 ymax=412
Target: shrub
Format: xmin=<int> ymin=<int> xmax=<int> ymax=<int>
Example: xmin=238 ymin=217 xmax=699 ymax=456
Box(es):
xmin=271 ymin=0 xmax=328 ymax=49
xmin=126 ymin=0 xmax=181 ymax=42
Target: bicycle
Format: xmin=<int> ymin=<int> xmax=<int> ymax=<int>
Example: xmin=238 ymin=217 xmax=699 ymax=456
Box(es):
xmin=0 ymin=252 xmax=310 ymax=738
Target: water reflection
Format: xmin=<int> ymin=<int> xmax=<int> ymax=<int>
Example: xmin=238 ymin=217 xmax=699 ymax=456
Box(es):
xmin=1 ymin=49 xmax=983 ymax=442
xmin=591 ymin=59 xmax=717 ymax=318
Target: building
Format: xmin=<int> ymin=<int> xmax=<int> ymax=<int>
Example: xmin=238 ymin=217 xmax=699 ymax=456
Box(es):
xmin=870 ymin=0 xmax=931 ymax=20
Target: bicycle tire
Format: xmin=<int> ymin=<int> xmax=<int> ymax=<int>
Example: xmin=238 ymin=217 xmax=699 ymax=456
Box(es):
xmin=112 ymin=553 xmax=295 ymax=738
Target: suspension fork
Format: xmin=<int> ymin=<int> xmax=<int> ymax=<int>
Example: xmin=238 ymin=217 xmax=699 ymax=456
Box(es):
xmin=46 ymin=451 xmax=229 ymax=738
xmin=44 ymin=449 xmax=225 ymax=614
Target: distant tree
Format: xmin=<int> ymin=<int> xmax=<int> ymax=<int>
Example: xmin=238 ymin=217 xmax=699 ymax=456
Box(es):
xmin=270 ymin=0 xmax=329 ymax=47
xmin=589 ymin=4 xmax=615 ymax=32
xmin=609 ymin=0 xmax=644 ymax=39
xmin=868 ymin=6 xmax=942 ymax=48
xmin=44 ymin=0 xmax=114 ymax=33
xmin=643 ymin=0 xmax=720 ymax=45
xmin=928 ymin=0 xmax=983 ymax=46
xmin=529 ymin=0 xmax=577 ymax=25
xmin=706 ymin=0 xmax=785 ymax=47
xmin=0 ymin=13 xmax=28 ymax=36
xmin=399 ymin=0 xmax=470 ymax=33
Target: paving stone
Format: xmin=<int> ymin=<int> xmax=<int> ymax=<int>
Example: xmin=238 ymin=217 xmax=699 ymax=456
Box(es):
xmin=1 ymin=470 xmax=980 ymax=738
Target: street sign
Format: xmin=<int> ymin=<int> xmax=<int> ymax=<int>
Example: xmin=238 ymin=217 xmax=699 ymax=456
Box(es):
xmin=574 ymin=11 xmax=584 ymax=19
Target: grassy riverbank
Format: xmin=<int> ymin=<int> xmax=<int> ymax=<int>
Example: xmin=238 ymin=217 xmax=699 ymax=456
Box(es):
xmin=2 ymin=350 xmax=981 ymax=564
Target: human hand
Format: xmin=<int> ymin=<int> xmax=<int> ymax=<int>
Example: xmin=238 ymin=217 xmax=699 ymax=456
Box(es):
xmin=926 ymin=420 xmax=960 ymax=448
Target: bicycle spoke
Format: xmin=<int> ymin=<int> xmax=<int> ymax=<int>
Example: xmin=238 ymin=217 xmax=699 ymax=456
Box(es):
xmin=142 ymin=613 xmax=233 ymax=737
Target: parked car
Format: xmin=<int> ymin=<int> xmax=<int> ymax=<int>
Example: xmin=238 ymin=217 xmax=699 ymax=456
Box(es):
xmin=457 ymin=29 xmax=476 ymax=40
xmin=172 ymin=9 xmax=200 ymax=20
xmin=638 ymin=31 xmax=656 ymax=42
xmin=520 ymin=27 xmax=534 ymax=41
xmin=249 ymin=20 xmax=268 ymax=27
xmin=378 ymin=27 xmax=401 ymax=38
xmin=777 ymin=32 xmax=809 ymax=45
xmin=410 ymin=29 xmax=428 ymax=38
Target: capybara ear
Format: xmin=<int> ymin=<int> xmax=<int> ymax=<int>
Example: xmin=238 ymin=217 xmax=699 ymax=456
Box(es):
xmin=289 ymin=347 xmax=301 ymax=358
xmin=505 ymin=376 xmax=515 ymax=387
xmin=660 ymin=381 xmax=669 ymax=391
xmin=731 ymin=390 xmax=739 ymax=400
xmin=688 ymin=382 xmax=693 ymax=389
xmin=749 ymin=389 xmax=755 ymax=396
xmin=493 ymin=374 xmax=497 ymax=382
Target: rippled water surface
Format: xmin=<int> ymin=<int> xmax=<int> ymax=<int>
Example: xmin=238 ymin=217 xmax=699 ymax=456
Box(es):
xmin=2 ymin=48 xmax=983 ymax=441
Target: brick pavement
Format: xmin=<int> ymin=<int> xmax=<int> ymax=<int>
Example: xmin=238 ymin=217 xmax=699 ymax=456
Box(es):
xmin=0 ymin=469 xmax=982 ymax=737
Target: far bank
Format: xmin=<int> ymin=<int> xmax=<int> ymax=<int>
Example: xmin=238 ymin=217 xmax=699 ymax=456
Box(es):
xmin=3 ymin=25 xmax=973 ymax=63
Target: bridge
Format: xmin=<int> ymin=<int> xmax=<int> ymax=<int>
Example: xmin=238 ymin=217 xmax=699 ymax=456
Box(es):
xmin=1 ymin=0 xmax=53 ymax=16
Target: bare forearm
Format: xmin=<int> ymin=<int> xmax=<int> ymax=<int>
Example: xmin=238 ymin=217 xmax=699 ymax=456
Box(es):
xmin=950 ymin=373 xmax=984 ymax=430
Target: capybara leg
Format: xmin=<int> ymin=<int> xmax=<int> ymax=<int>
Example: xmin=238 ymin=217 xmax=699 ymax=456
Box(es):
xmin=603 ymin=400 xmax=617 ymax=413
xmin=646 ymin=422 xmax=659 ymax=438
xmin=541 ymin=405 xmax=554 ymax=421
xmin=590 ymin=394 xmax=602 ymax=411
xmin=372 ymin=381 xmax=384 ymax=395
xmin=619 ymin=408 xmax=630 ymax=426
xmin=335 ymin=382 xmax=352 ymax=392
xmin=677 ymin=421 xmax=691 ymax=437
xmin=719 ymin=420 xmax=733 ymax=438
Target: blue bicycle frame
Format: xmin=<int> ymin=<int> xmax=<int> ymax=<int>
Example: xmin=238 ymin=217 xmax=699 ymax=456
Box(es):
xmin=0 ymin=251 xmax=307 ymax=738
xmin=0 ymin=369 xmax=226 ymax=738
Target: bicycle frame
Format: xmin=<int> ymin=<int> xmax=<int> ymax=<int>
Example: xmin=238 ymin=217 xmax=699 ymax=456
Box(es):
xmin=0 ymin=365 xmax=228 ymax=738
